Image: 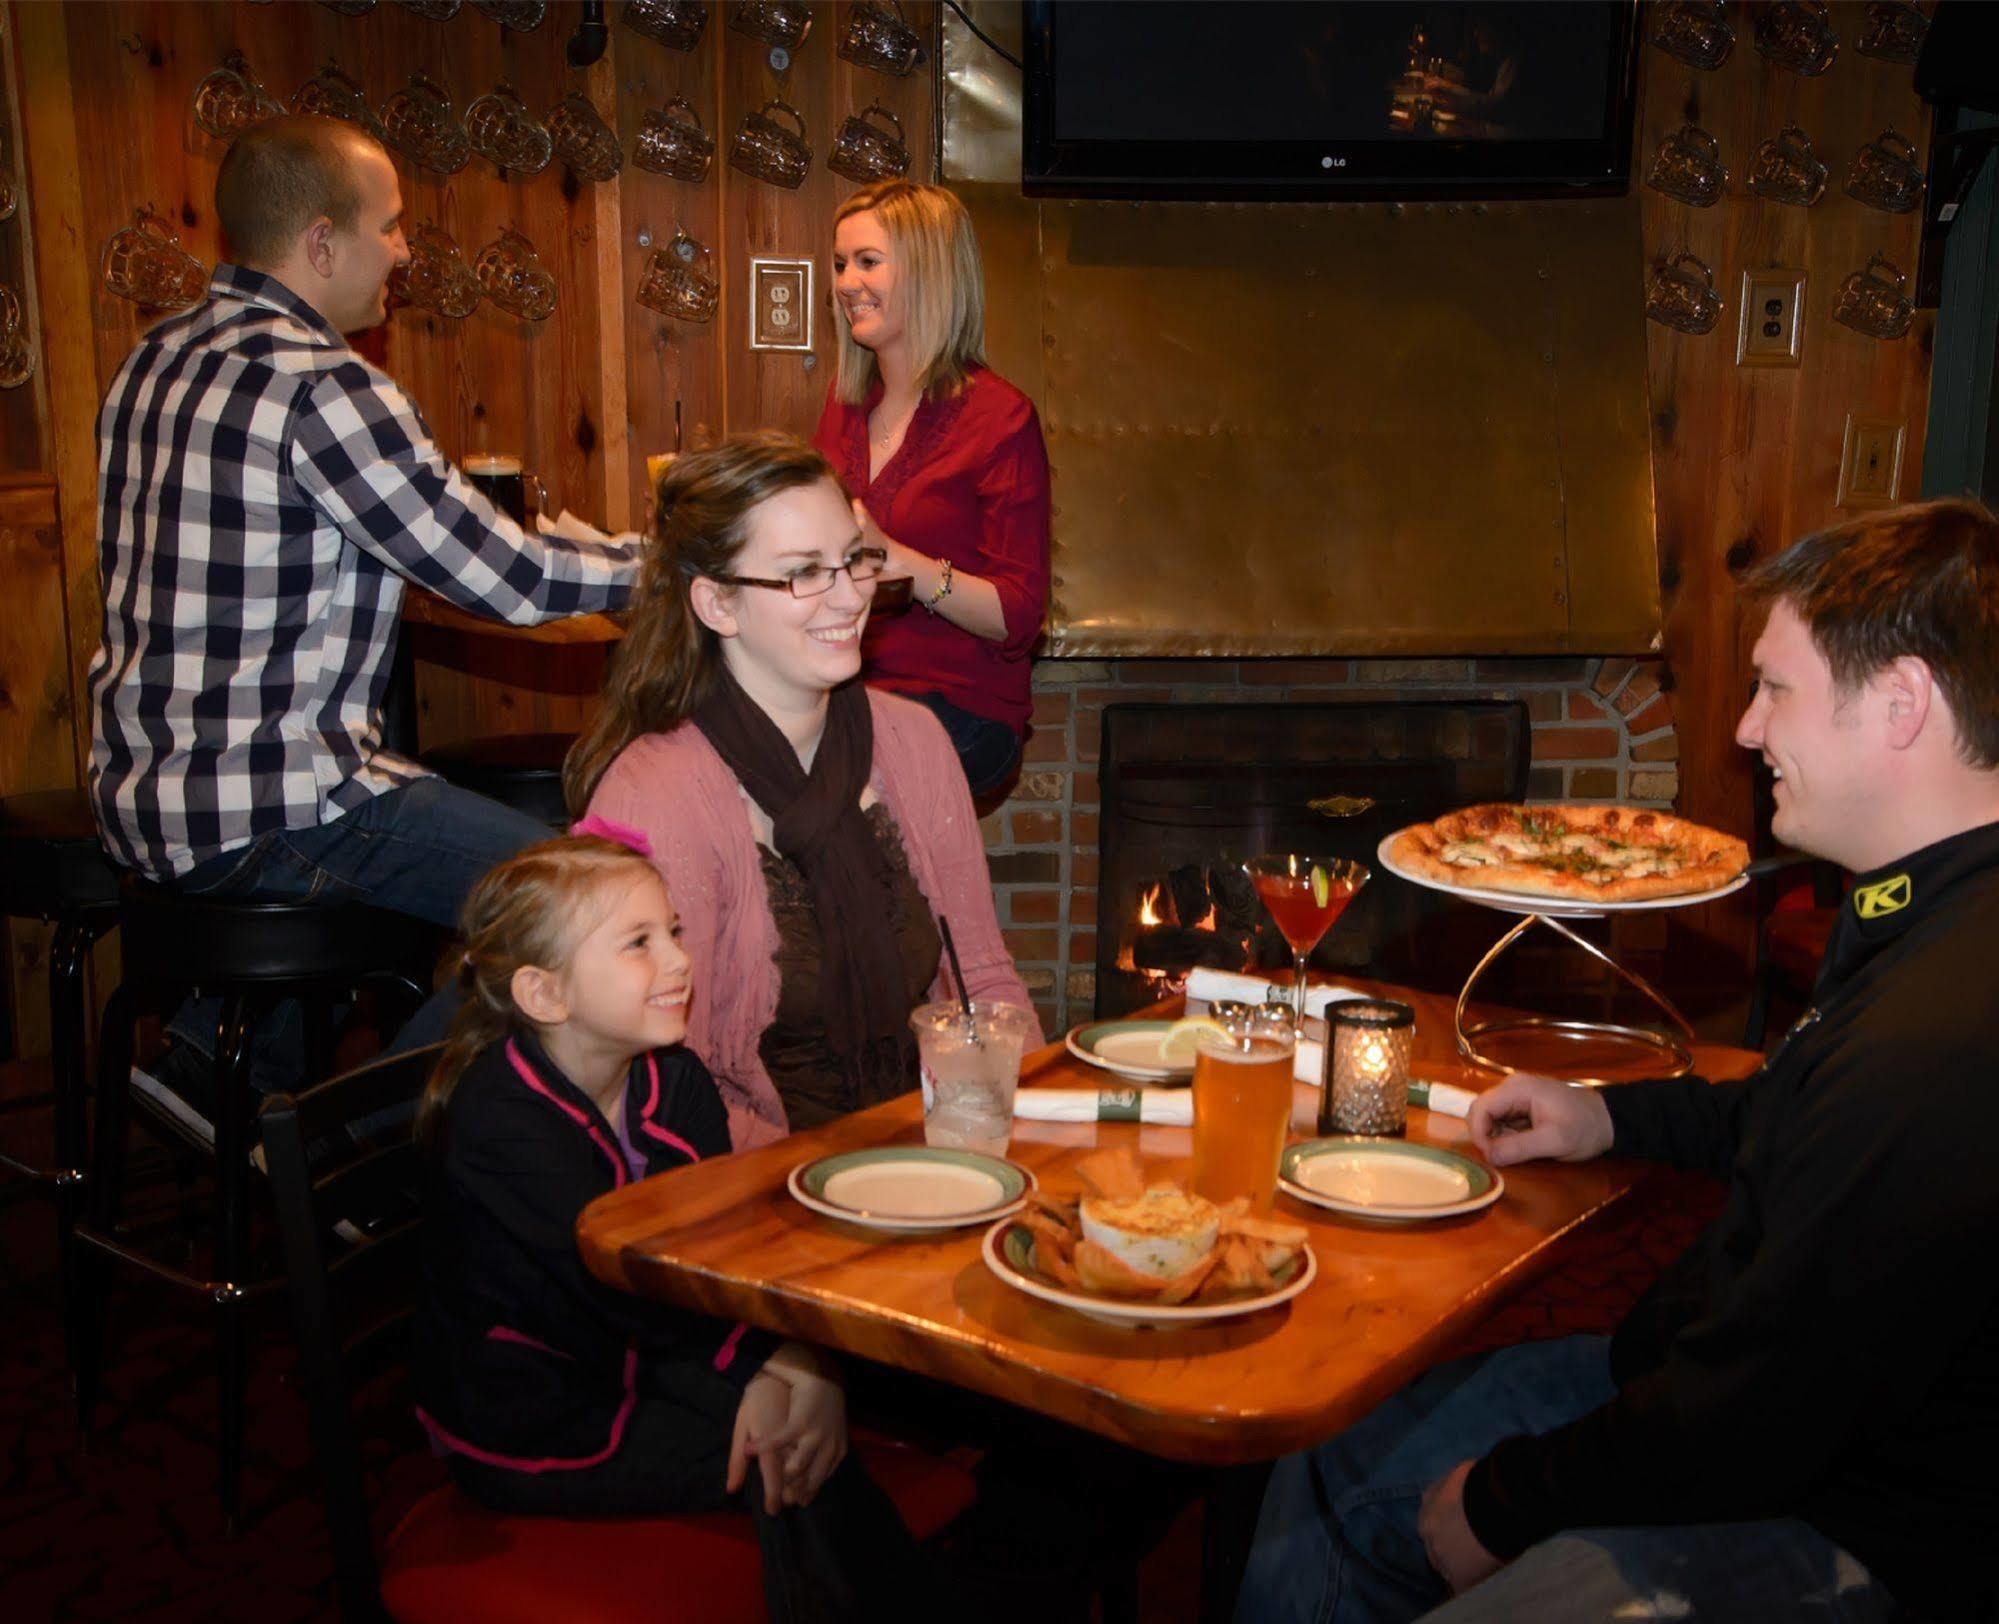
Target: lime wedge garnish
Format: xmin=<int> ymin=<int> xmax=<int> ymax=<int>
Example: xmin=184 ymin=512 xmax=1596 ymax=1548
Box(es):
xmin=1311 ymin=864 xmax=1331 ymax=908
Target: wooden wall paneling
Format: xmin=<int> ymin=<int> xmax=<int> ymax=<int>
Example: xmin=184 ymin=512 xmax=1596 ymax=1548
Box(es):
xmin=0 ymin=477 xmax=72 ymax=790
xmin=614 ymin=8 xmax=726 ymax=519
xmin=0 ymin=475 xmax=69 ymax=1066
xmin=0 ymin=6 xmax=48 ymax=475
xmin=718 ymin=4 xmax=939 ymax=441
xmin=1639 ymin=1 xmax=1935 ymax=977
xmin=14 ymin=1 xmax=103 ymax=785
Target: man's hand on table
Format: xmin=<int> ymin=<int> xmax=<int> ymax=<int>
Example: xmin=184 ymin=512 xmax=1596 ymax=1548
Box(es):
xmin=1467 ymin=1072 xmax=1614 ymax=1167
xmin=1419 ymin=1460 xmax=1503 ymax=1594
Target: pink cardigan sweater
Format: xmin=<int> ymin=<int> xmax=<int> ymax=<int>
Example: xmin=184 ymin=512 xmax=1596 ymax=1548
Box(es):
xmin=585 ymin=689 xmax=1039 ymax=1150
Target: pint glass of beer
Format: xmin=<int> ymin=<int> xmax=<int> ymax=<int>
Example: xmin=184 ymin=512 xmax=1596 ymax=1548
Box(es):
xmin=1191 ymin=1006 xmax=1296 ymax=1213
xmin=465 ymin=454 xmax=540 ymax=525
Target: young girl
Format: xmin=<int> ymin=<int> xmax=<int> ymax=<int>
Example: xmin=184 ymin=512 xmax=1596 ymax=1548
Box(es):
xmin=412 ymin=831 xmax=913 ymax=1622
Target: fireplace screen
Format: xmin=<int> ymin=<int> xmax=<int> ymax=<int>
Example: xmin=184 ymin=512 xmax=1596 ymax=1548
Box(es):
xmin=1096 ymin=701 xmax=1530 ymax=1018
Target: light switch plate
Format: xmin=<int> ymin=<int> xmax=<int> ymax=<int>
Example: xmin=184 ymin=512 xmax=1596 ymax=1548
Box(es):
xmin=1737 ymin=269 xmax=1807 ymax=367
xmin=1837 ymin=414 xmax=1906 ymax=508
xmin=749 ymin=257 xmax=814 ymax=351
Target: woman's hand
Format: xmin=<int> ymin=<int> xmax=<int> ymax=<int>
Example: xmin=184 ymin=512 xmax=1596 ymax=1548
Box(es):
xmin=850 ymin=498 xmax=926 ymax=581
xmin=726 ymin=1372 xmax=794 ymax=1514
xmin=759 ymin=1342 xmax=850 ymax=1507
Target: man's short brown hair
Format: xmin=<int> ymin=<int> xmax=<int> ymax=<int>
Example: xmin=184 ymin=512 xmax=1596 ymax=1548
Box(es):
xmin=1743 ymin=497 xmax=1999 ymax=768
xmin=214 ymin=115 xmax=376 ymax=268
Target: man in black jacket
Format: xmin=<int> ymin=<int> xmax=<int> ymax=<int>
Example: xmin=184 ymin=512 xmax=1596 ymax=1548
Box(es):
xmin=1237 ymin=499 xmax=1999 ymax=1624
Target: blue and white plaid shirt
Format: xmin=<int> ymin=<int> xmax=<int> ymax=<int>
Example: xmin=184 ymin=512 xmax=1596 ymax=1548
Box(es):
xmin=88 ymin=265 xmax=639 ymax=878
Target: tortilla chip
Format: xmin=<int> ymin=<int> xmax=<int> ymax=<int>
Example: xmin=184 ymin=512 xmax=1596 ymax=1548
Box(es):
xmin=1154 ymin=1249 xmax=1222 ymax=1306
xmin=1074 ymin=1239 xmax=1176 ymax=1297
xmin=1032 ymin=1234 xmax=1083 ymax=1289
xmin=1074 ymin=1145 xmax=1145 ymax=1202
xmin=1219 ymin=1212 xmax=1309 ymax=1247
xmin=1020 ymin=1208 xmax=1077 ymax=1261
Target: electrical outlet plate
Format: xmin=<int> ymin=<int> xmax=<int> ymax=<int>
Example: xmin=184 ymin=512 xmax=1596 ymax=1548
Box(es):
xmin=1837 ymin=414 xmax=1906 ymax=508
xmin=1736 ymin=268 xmax=1807 ymax=367
xmin=749 ymin=257 xmax=813 ymax=352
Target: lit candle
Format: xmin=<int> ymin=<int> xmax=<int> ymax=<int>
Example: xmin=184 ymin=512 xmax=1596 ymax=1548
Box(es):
xmin=1322 ymin=1000 xmax=1416 ymax=1136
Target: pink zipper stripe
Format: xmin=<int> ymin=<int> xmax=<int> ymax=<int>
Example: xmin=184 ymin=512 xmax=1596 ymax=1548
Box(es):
xmin=414 ymin=1347 xmax=639 ymax=1474
xmin=635 ymin=1052 xmax=704 ymax=1162
xmin=505 ymin=1038 xmax=626 ymax=1188
xmin=485 ymin=1325 xmax=569 ymax=1359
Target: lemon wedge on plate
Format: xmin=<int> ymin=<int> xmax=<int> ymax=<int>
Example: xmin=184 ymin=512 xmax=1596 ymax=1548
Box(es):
xmin=1158 ymin=1016 xmax=1227 ymax=1068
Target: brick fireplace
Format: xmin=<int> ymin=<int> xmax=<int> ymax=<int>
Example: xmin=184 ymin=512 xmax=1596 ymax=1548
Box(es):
xmin=978 ymin=655 xmax=1679 ymax=1037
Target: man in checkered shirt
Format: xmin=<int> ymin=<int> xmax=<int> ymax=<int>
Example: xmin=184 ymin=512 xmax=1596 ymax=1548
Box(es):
xmin=87 ymin=115 xmax=639 ymax=1135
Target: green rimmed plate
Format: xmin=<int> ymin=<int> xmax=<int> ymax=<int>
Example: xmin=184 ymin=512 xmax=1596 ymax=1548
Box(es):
xmin=1064 ymin=1020 xmax=1193 ymax=1082
xmin=1279 ymin=1138 xmax=1502 ymax=1221
xmin=788 ymin=1147 xmax=1033 ymax=1233
xmin=982 ymin=1219 xmax=1317 ymax=1329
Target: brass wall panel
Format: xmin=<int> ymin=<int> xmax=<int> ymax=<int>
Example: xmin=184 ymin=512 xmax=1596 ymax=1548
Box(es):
xmin=944 ymin=9 xmax=1661 ymax=658
xmin=941 ymin=1 xmax=1022 ymax=185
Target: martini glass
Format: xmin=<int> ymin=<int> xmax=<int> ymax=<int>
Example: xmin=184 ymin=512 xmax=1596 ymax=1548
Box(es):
xmin=1244 ymin=854 xmax=1371 ymax=1024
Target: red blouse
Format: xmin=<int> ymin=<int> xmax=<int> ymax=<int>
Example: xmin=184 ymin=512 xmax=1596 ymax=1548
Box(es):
xmin=812 ymin=367 xmax=1051 ymax=734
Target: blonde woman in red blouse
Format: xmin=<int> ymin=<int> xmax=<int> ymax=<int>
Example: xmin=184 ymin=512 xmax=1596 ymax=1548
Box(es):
xmin=813 ymin=181 xmax=1051 ymax=798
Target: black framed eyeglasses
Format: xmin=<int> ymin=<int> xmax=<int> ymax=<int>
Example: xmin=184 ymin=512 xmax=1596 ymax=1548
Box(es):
xmin=708 ymin=547 xmax=887 ymax=600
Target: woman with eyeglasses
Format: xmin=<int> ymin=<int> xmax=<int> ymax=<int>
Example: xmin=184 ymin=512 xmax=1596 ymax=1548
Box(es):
xmin=813 ymin=180 xmax=1051 ymax=799
xmin=564 ymin=432 xmax=1036 ymax=1149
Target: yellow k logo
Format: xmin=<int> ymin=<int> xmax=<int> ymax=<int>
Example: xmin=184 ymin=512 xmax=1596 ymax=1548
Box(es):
xmin=1853 ymin=874 xmax=1912 ymax=919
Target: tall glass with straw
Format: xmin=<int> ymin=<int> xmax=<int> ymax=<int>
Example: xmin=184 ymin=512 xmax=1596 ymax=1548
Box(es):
xmin=909 ymin=917 xmax=1035 ymax=1154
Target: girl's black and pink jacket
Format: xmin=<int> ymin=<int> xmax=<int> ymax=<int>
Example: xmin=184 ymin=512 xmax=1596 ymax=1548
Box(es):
xmin=414 ymin=1033 xmax=777 ymax=1474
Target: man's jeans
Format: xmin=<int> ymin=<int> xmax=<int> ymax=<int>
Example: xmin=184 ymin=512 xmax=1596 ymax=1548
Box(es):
xmin=911 ymin=691 xmax=1023 ymax=799
xmin=165 ymin=777 xmax=553 ymax=1092
xmin=1235 ymin=1335 xmax=1901 ymax=1624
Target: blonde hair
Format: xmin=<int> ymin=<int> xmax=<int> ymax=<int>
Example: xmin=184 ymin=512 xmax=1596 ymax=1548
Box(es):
xmin=562 ymin=432 xmax=841 ymax=813
xmin=417 ymin=836 xmax=661 ymax=1143
xmin=832 ymin=181 xmax=986 ymax=405
xmin=216 ymin=114 xmax=375 ymax=267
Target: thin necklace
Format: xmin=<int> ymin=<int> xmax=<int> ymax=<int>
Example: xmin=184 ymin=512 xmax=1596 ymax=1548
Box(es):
xmin=873 ymin=399 xmax=916 ymax=447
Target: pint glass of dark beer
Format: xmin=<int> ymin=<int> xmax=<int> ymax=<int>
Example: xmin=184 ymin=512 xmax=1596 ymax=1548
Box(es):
xmin=465 ymin=453 xmax=538 ymax=524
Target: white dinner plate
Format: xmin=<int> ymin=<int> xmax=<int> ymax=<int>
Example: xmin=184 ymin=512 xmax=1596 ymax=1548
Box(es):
xmin=1063 ymin=1020 xmax=1193 ymax=1082
xmin=788 ymin=1147 xmax=1032 ymax=1233
xmin=1376 ymin=833 xmax=1749 ymax=917
xmin=982 ymin=1219 xmax=1316 ymax=1329
xmin=1279 ymin=1138 xmax=1502 ymax=1221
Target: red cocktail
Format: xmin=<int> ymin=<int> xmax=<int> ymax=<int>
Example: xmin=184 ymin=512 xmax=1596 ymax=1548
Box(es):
xmin=1245 ymin=855 xmax=1371 ymax=1021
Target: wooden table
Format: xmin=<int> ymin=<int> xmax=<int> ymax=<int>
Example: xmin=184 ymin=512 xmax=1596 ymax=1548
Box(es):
xmin=579 ymin=981 xmax=1759 ymax=1468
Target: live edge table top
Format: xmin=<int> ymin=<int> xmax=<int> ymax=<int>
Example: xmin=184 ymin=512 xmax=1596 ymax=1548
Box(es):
xmin=578 ymin=982 xmax=1758 ymax=1466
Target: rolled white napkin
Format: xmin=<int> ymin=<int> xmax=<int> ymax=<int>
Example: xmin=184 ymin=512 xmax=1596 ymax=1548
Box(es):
xmin=1014 ymin=1087 xmax=1193 ymax=1126
xmin=1184 ymin=967 xmax=1374 ymax=1021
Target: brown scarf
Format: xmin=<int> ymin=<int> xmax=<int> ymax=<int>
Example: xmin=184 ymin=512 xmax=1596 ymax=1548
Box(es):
xmin=694 ymin=669 xmax=908 ymax=1059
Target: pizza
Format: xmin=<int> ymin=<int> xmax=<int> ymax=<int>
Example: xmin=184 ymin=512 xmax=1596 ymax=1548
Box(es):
xmin=1387 ymin=803 xmax=1749 ymax=903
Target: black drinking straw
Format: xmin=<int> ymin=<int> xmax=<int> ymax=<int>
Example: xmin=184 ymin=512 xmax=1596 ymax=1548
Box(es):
xmin=936 ymin=915 xmax=980 ymax=1040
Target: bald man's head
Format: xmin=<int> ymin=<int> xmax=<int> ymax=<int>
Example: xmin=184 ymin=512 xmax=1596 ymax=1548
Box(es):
xmin=215 ymin=114 xmax=377 ymax=268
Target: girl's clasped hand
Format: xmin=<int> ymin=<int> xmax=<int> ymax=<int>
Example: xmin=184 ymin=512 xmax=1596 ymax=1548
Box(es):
xmin=728 ymin=1341 xmax=851 ymax=1512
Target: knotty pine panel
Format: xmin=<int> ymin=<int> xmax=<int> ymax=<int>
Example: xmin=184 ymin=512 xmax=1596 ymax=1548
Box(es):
xmin=1638 ymin=1 xmax=1935 ymax=970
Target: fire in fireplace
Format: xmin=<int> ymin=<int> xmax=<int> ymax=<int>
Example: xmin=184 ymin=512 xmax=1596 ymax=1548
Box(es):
xmin=1096 ymin=701 xmax=1531 ymax=1018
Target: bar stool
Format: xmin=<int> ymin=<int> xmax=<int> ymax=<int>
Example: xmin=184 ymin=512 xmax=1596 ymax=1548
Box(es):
xmin=71 ymin=876 xmax=432 ymax=1524
xmin=419 ymin=731 xmax=576 ymax=828
xmin=0 ymin=790 xmax=121 ymax=1369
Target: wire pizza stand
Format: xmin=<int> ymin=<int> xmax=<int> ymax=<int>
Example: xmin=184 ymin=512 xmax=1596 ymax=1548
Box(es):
xmin=1377 ymin=834 xmax=1749 ymax=1086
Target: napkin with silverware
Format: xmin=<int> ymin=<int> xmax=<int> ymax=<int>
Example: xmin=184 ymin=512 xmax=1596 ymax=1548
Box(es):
xmin=1014 ymin=1088 xmax=1194 ymax=1125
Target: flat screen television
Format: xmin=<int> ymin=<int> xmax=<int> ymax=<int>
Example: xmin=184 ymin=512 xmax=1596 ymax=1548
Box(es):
xmin=1021 ymin=1 xmax=1640 ymax=200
